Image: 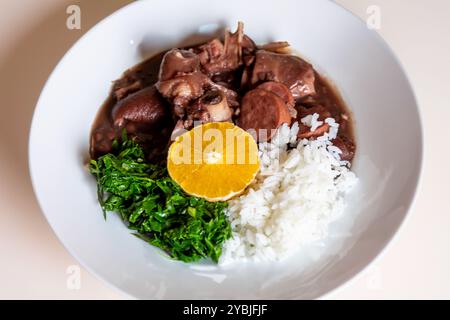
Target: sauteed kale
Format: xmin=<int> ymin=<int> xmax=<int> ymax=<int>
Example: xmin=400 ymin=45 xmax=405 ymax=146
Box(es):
xmin=89 ymin=136 xmax=231 ymax=262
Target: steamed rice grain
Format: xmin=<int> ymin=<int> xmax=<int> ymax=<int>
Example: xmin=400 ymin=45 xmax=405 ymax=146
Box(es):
xmin=219 ymin=119 xmax=357 ymax=264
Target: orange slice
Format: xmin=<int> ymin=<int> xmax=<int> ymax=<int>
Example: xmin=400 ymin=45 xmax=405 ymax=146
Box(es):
xmin=167 ymin=122 xmax=260 ymax=201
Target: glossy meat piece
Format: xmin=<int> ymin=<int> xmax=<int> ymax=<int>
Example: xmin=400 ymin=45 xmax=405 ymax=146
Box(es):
xmin=238 ymin=88 xmax=291 ymax=141
xmin=112 ymin=86 xmax=168 ymax=128
xmin=211 ymin=71 xmax=239 ymax=89
xmin=257 ymin=81 xmax=296 ymax=118
xmin=257 ymin=81 xmax=294 ymax=107
xmin=241 ymin=34 xmax=257 ymax=56
xmin=196 ymin=22 xmax=256 ymax=76
xmin=250 ymin=50 xmax=316 ymax=99
xmin=196 ymin=38 xmax=224 ymax=71
xmin=187 ymin=90 xmax=233 ymax=124
xmin=156 ymin=71 xmax=212 ymax=115
xmin=210 ymin=83 xmax=239 ymax=109
xmin=158 ymin=49 xmax=200 ymax=81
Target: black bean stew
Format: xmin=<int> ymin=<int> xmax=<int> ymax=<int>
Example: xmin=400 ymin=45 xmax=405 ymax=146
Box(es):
xmin=90 ymin=22 xmax=355 ymax=164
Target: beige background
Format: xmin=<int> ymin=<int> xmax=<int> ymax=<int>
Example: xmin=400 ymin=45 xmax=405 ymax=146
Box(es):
xmin=0 ymin=0 xmax=448 ymax=299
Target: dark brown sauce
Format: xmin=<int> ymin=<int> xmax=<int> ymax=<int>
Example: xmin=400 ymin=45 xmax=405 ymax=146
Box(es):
xmin=90 ymin=49 xmax=355 ymax=163
xmin=90 ymin=51 xmax=174 ymax=163
xmin=306 ymin=72 xmax=355 ymax=141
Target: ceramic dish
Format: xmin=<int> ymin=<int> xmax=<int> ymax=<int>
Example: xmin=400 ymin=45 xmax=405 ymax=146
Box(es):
xmin=29 ymin=0 xmax=422 ymax=299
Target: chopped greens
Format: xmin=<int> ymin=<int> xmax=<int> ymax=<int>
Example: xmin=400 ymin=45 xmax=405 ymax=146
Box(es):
xmin=89 ymin=137 xmax=231 ymax=263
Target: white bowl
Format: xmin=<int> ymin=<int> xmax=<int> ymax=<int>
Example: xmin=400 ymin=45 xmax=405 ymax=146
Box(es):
xmin=29 ymin=0 xmax=422 ymax=299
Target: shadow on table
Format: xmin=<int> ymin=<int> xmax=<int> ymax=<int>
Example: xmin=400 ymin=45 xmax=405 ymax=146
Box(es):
xmin=0 ymin=0 xmax=132 ymax=243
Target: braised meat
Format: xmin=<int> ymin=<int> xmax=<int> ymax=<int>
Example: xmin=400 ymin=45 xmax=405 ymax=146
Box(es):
xmin=156 ymin=71 xmax=211 ymax=114
xmin=250 ymin=50 xmax=316 ymax=99
xmin=158 ymin=49 xmax=201 ymax=81
xmin=238 ymin=88 xmax=291 ymax=142
xmin=256 ymin=81 xmax=296 ymax=118
xmin=112 ymin=85 xmax=168 ymax=128
xmin=188 ymin=90 xmax=233 ymax=122
xmin=156 ymin=48 xmax=238 ymax=132
xmin=195 ymin=21 xmax=256 ymax=77
xmin=90 ymin=22 xmax=356 ymax=165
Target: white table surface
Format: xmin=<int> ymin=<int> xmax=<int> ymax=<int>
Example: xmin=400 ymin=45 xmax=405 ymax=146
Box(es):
xmin=0 ymin=0 xmax=449 ymax=299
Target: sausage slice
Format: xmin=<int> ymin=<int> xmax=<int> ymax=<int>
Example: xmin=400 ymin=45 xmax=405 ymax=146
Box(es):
xmin=257 ymin=81 xmax=296 ymax=118
xmin=238 ymin=88 xmax=291 ymax=141
xmin=250 ymin=50 xmax=316 ymax=99
xmin=257 ymin=81 xmax=295 ymax=108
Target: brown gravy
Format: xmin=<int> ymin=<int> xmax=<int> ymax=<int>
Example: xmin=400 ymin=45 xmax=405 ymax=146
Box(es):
xmin=304 ymin=72 xmax=355 ymax=140
xmin=90 ymin=51 xmax=174 ymax=163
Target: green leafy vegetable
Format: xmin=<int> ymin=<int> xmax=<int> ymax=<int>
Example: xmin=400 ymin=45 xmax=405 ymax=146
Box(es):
xmin=89 ymin=137 xmax=231 ymax=263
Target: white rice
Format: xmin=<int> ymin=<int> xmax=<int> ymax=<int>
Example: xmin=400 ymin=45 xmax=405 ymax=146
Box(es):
xmin=219 ymin=115 xmax=357 ymax=264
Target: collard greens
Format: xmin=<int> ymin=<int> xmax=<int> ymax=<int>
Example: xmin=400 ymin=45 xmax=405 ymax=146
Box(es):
xmin=89 ymin=138 xmax=231 ymax=263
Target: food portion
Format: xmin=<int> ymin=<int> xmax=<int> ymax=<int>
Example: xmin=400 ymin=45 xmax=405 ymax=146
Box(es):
xmin=167 ymin=122 xmax=260 ymax=201
xmin=238 ymin=87 xmax=292 ymax=141
xmin=90 ymin=136 xmax=230 ymax=262
xmin=89 ymin=22 xmax=357 ymax=263
xmin=249 ymin=50 xmax=316 ymax=99
xmin=221 ymin=124 xmax=356 ymax=263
